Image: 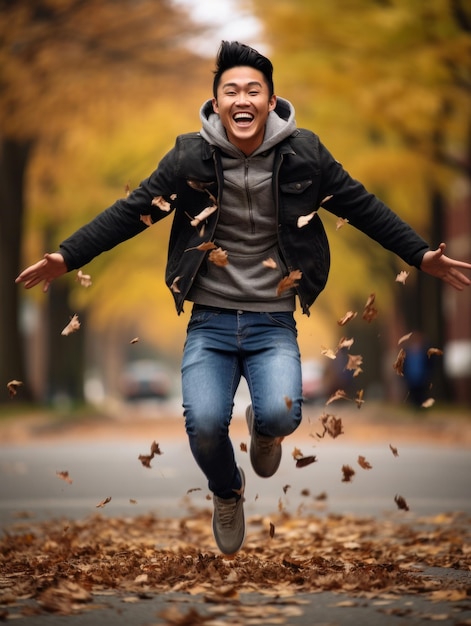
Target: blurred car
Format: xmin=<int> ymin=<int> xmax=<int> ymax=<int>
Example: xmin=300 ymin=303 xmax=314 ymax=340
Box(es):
xmin=121 ymin=360 xmax=173 ymax=402
xmin=301 ymin=359 xmax=327 ymax=403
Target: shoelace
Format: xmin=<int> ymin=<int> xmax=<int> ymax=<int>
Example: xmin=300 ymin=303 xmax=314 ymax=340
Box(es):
xmin=215 ymin=499 xmax=238 ymax=527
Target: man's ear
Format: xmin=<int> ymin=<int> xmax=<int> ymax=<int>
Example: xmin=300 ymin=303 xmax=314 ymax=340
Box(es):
xmin=268 ymin=94 xmax=277 ymax=112
xmin=212 ymin=97 xmax=219 ymax=114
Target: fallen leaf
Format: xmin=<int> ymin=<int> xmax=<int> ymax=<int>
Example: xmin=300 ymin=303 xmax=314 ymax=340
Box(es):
xmin=389 ymin=444 xmax=399 ymax=457
xmin=362 ymin=293 xmax=378 ymax=323
xmin=284 ymin=395 xmax=293 ymax=410
xmin=190 ymin=204 xmax=218 ymax=228
xmin=346 ymin=354 xmax=363 ymax=377
xmin=124 ymin=182 xmax=131 ymax=197
xmin=297 ymin=211 xmax=317 ymax=228
xmin=394 ymin=494 xmax=409 ymax=511
xmin=262 ymin=257 xmax=277 ymax=269
xmin=395 ymin=270 xmax=409 ymax=284
xmin=337 ymin=311 xmax=357 ymax=326
xmin=317 ymin=413 xmax=343 ymax=439
xmin=336 ymin=217 xmax=349 ymax=230
xmin=276 ymin=270 xmax=302 ymax=296
xmin=421 ymin=398 xmax=435 ymax=408
xmin=398 ymin=332 xmax=413 ymax=345
xmin=208 ymin=247 xmax=228 ymax=267
xmin=283 ymin=484 xmax=291 ymax=494
xmin=140 ymin=214 xmax=153 ymax=226
xmin=393 ymin=348 xmax=406 ymax=376
xmin=326 ymin=389 xmax=349 ymax=405
xmin=76 ymin=270 xmax=92 ymax=288
xmin=269 ymin=522 xmax=275 ymax=538
xmin=355 ymin=389 xmax=365 ymax=408
xmin=338 ymin=336 xmax=354 ymax=350
xmin=138 ymin=441 xmax=162 ymax=468
xmin=96 ymin=497 xmax=112 ymax=508
xmin=321 ymin=346 xmax=337 ymax=359
xmin=341 ymin=465 xmax=355 ymax=482
xmin=7 ymin=379 xmax=23 ymax=398
xmin=151 ymin=196 xmax=172 ymax=212
xmin=427 ymin=347 xmax=443 ymax=358
xmin=56 ymin=470 xmax=73 ymax=484
xmin=296 ymin=455 xmax=317 ymax=468
xmin=129 ymin=337 xmax=139 ymax=344
xmin=61 ymin=314 xmax=80 ymax=336
xmin=358 ymin=456 xmax=372 ymax=470
xmin=170 ymin=276 xmax=182 ymax=293
xmin=240 ymin=442 xmax=247 ymax=453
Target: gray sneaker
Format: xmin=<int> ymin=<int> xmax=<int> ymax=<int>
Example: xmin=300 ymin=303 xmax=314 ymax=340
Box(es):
xmin=212 ymin=466 xmax=246 ymax=556
xmin=246 ymin=405 xmax=282 ymax=477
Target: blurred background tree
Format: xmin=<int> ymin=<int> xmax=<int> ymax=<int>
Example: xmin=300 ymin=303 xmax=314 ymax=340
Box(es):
xmin=0 ymin=0 xmax=210 ymax=403
xmin=250 ymin=0 xmax=471 ymax=402
xmin=1 ymin=0 xmax=470 ymax=407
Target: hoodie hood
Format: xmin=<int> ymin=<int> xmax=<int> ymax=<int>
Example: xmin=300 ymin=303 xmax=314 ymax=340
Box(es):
xmin=199 ymin=97 xmax=297 ymax=157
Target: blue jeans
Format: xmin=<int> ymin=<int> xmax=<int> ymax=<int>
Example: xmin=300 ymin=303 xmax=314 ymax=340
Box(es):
xmin=182 ymin=307 xmax=303 ymax=499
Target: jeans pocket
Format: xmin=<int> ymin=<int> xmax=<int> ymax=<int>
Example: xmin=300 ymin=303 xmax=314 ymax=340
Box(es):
xmin=187 ymin=309 xmax=220 ymax=331
xmin=265 ymin=312 xmax=297 ymax=334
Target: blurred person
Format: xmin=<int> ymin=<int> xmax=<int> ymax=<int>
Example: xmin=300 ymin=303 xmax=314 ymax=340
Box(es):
xmin=16 ymin=42 xmax=471 ymax=556
xmin=403 ymin=332 xmax=433 ymax=407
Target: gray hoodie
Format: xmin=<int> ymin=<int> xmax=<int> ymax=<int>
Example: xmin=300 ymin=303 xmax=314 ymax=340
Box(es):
xmin=187 ymin=97 xmax=298 ymax=312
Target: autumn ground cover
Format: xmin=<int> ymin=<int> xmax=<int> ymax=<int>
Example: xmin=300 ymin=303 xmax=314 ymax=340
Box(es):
xmin=0 ymin=403 xmax=470 ymax=624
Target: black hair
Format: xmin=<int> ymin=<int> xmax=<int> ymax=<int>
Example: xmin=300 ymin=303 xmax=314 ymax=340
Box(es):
xmin=212 ymin=41 xmax=274 ymax=98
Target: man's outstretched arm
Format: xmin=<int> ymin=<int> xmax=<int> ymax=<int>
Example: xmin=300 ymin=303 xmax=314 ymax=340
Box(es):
xmin=420 ymin=242 xmax=471 ymax=290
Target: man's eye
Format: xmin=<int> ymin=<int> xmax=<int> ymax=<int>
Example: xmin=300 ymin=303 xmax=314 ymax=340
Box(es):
xmin=249 ymin=91 xmax=260 ymax=96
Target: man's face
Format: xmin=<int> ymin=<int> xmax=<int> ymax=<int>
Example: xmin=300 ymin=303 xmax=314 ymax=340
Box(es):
xmin=212 ymin=66 xmax=276 ymax=155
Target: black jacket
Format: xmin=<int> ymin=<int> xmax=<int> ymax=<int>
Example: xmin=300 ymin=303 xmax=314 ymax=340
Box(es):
xmin=59 ymin=129 xmax=429 ymax=315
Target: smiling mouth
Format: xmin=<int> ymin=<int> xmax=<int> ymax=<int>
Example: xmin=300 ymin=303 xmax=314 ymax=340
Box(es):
xmin=233 ymin=112 xmax=254 ymax=126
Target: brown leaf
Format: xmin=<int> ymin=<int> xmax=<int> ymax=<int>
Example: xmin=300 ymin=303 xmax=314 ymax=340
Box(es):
xmin=140 ymin=214 xmax=154 ymax=227
xmin=337 ymin=336 xmax=354 ymax=350
xmin=336 ymin=217 xmax=349 ymax=230
xmin=358 ymin=455 xmax=372 ymax=470
xmin=393 ymin=348 xmax=406 ymax=376
xmin=337 ymin=311 xmax=357 ymax=326
xmin=190 ymin=204 xmax=218 ymax=227
xmin=421 ymin=398 xmax=435 ymax=408
xmin=282 ymin=484 xmax=291 ymax=494
xmin=56 ymin=470 xmax=73 ymax=484
xmin=151 ymin=196 xmax=172 ymax=212
xmin=124 ymin=182 xmax=131 ymax=198
xmin=208 ymin=247 xmax=228 ymax=267
xmin=355 ymin=389 xmax=365 ymax=409
xmin=394 ymin=494 xmax=409 ymax=511
xmin=346 ymin=354 xmax=363 ymax=377
xmin=262 ymin=257 xmax=277 ymax=269
xmin=61 ymin=314 xmax=80 ymax=336
xmin=96 ymin=496 xmax=112 ymax=508
xmin=341 ymin=465 xmax=355 ymax=482
xmin=389 ymin=444 xmax=399 ymax=457
xmin=170 ymin=276 xmax=182 ymax=293
xmin=326 ymin=389 xmax=349 ymax=405
xmin=284 ymin=395 xmax=293 ymax=410
xmin=240 ymin=442 xmax=247 ymax=453
xmin=7 ymin=379 xmax=23 ymax=398
xmin=395 ymin=270 xmax=410 ymax=284
xmin=321 ymin=345 xmax=337 ymax=359
xmin=76 ymin=270 xmax=92 ymax=288
xmin=129 ymin=337 xmax=139 ymax=344
xmin=296 ymin=455 xmax=317 ymax=468
xmin=269 ymin=522 xmax=275 ymax=538
xmin=317 ymin=413 xmax=343 ymax=439
xmin=427 ymin=347 xmax=443 ymax=358
xmin=362 ymin=293 xmax=378 ymax=323
xmin=297 ymin=211 xmax=317 ymax=228
xmin=184 ymin=241 xmax=217 ymax=253
xmin=138 ymin=441 xmax=162 ymax=468
xmin=398 ymin=332 xmax=413 ymax=345
xmin=276 ymin=269 xmax=302 ymax=296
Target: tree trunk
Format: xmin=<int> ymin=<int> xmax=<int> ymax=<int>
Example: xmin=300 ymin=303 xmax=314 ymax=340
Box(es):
xmin=0 ymin=136 xmax=34 ymax=403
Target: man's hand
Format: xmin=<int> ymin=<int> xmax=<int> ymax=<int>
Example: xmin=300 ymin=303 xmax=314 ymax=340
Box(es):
xmin=15 ymin=253 xmax=67 ymax=292
xmin=420 ymin=242 xmax=471 ymax=290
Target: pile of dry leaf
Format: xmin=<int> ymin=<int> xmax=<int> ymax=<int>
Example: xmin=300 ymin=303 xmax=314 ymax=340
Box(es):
xmin=0 ymin=508 xmax=470 ymax=620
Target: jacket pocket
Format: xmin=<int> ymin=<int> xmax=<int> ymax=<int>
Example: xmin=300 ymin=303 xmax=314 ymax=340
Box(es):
xmin=280 ymin=179 xmax=313 ymax=194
